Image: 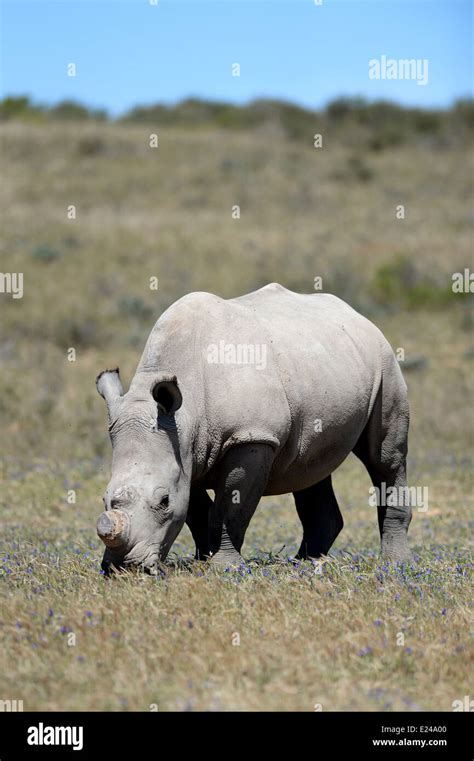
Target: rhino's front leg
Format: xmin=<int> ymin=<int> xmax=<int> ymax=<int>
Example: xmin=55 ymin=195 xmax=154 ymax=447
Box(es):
xmin=209 ymin=443 xmax=275 ymax=567
xmin=186 ymin=487 xmax=213 ymax=560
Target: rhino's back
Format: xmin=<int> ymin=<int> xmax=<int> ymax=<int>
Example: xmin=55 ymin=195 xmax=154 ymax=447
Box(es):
xmin=231 ymin=283 xmax=387 ymax=419
xmin=137 ymin=284 xmax=391 ymax=490
xmin=229 ymin=284 xmax=389 ymax=490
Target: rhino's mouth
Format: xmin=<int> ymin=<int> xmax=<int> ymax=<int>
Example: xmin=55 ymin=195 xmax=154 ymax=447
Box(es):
xmin=101 ymin=546 xmax=166 ymax=576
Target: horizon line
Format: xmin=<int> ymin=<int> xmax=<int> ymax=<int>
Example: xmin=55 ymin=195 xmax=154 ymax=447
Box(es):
xmin=2 ymin=92 xmax=473 ymax=118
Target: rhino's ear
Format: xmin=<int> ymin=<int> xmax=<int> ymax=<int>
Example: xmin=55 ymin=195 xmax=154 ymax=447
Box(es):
xmin=96 ymin=368 xmax=124 ymax=409
xmin=151 ymin=376 xmax=182 ymax=415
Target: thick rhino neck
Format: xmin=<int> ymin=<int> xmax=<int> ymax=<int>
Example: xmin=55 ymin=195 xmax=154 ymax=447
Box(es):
xmin=132 ymin=293 xmax=230 ymax=480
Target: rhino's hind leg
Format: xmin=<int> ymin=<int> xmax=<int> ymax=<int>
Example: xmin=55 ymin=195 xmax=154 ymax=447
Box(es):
xmin=355 ymin=443 xmax=412 ymax=562
xmin=209 ymin=443 xmax=275 ymax=567
xmin=353 ymin=357 xmax=412 ymax=562
xmin=294 ymin=476 xmax=344 ymax=560
xmin=374 ymin=460 xmax=412 ymax=562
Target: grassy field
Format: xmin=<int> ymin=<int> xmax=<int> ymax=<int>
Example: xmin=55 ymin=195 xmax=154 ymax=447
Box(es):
xmin=0 ymin=118 xmax=472 ymax=711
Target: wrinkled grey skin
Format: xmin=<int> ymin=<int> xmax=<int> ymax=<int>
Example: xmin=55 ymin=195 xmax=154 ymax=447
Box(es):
xmin=96 ymin=283 xmax=411 ymax=573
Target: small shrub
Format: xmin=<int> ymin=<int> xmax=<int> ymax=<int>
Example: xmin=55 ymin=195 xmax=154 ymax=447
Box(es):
xmin=368 ymin=127 xmax=405 ymax=152
xmin=326 ymin=97 xmax=367 ymax=122
xmin=412 ymin=110 xmax=442 ymax=134
xmin=119 ymin=296 xmax=153 ymax=320
xmin=62 ymin=235 xmax=80 ymax=248
xmin=460 ymin=302 xmax=474 ymax=331
xmin=49 ymin=100 xmax=93 ymax=121
xmin=373 ymin=255 xmax=418 ymax=306
xmin=52 ymin=317 xmax=101 ymax=349
xmin=77 ymin=136 xmax=105 ymax=156
xmin=31 ymin=245 xmax=60 ymax=263
xmin=452 ymin=99 xmax=474 ymax=130
xmin=372 ymin=255 xmax=454 ymax=309
xmin=347 ymin=155 xmax=374 ymax=182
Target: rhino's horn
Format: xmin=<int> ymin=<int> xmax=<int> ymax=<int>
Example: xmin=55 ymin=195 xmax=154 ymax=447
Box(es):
xmin=97 ymin=509 xmax=130 ymax=548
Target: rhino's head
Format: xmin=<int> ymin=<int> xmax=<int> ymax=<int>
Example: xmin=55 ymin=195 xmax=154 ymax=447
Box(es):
xmin=95 ymin=368 xmax=190 ymax=574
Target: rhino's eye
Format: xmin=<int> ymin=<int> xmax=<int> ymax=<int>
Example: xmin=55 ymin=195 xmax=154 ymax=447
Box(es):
xmin=151 ymin=488 xmax=171 ymax=513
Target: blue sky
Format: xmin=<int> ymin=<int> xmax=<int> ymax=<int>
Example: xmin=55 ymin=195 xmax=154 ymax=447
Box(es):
xmin=0 ymin=0 xmax=472 ymax=115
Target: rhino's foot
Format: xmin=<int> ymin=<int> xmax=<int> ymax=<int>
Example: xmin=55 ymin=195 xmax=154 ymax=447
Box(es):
xmin=193 ymin=549 xmax=211 ymax=561
xmin=295 ymin=552 xmax=327 ymax=563
xmin=209 ymin=549 xmax=244 ymax=569
xmin=381 ymin=548 xmax=412 ymax=564
xmin=381 ymin=535 xmax=412 ymax=563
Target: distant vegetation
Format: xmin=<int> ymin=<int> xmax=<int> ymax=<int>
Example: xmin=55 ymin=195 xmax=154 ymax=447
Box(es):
xmin=1 ymin=94 xmax=473 ymax=147
xmin=0 ymin=96 xmax=107 ymax=122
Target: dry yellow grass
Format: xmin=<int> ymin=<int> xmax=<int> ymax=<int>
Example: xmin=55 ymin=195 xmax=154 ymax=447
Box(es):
xmin=0 ymin=120 xmax=472 ymax=711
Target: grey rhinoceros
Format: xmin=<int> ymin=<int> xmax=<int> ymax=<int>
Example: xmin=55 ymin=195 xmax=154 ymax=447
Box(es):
xmin=96 ymin=283 xmax=411 ymax=573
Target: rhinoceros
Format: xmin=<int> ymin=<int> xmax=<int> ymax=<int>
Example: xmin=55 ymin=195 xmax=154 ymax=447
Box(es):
xmin=96 ymin=283 xmax=411 ymax=573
